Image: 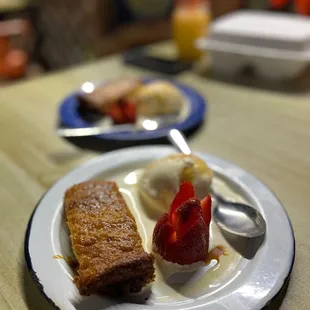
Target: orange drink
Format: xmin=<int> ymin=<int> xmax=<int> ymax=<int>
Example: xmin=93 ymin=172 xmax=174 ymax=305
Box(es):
xmin=172 ymin=0 xmax=211 ymax=61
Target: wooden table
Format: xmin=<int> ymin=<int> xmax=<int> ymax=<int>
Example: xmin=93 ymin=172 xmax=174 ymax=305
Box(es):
xmin=0 ymin=0 xmax=27 ymax=12
xmin=0 ymin=52 xmax=310 ymax=310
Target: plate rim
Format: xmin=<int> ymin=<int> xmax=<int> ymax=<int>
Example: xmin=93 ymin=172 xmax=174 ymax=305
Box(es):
xmin=24 ymin=146 xmax=295 ymax=310
xmin=58 ymin=78 xmax=207 ymax=141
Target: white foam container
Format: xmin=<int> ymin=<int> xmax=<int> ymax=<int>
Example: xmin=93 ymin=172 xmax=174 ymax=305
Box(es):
xmin=197 ymin=11 xmax=310 ymax=80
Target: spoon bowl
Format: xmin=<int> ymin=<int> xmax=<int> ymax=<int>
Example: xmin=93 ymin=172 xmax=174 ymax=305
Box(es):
xmin=213 ymin=202 xmax=266 ymax=238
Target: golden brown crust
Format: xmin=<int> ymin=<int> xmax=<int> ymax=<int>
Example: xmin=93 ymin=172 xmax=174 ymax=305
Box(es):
xmin=64 ymin=180 xmax=155 ymax=295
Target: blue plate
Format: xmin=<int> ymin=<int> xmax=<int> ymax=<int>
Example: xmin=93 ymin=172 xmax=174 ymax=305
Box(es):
xmin=59 ymin=79 xmax=207 ymax=142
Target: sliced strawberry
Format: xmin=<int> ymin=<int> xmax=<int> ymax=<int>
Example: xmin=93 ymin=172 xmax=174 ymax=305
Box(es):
xmin=201 ymin=195 xmax=212 ymax=226
xmin=122 ymin=100 xmax=136 ymax=123
xmin=153 ymin=213 xmax=175 ymax=252
xmin=153 ymin=212 xmax=209 ymax=264
xmin=170 ymin=217 xmax=209 ymax=264
xmin=169 ymin=182 xmax=195 ymax=225
xmin=175 ymin=198 xmax=201 ymax=239
xmin=108 ymin=103 xmax=125 ymax=124
xmin=270 ymin=0 xmax=288 ymax=8
xmin=108 ymin=99 xmax=136 ymax=124
xmin=153 ymin=182 xmax=212 ymax=265
xmin=294 ymin=0 xmax=310 ymax=15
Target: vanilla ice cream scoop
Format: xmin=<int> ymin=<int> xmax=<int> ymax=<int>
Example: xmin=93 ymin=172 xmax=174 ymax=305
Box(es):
xmin=139 ymin=154 xmax=212 ymax=214
xmin=130 ymin=81 xmax=184 ymax=116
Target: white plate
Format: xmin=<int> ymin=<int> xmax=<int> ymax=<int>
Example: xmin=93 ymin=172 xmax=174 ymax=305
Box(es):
xmin=25 ymin=146 xmax=295 ymax=310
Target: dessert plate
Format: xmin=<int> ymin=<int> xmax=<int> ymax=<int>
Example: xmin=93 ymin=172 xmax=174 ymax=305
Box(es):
xmin=25 ymin=146 xmax=295 ymax=310
xmin=58 ymin=79 xmax=206 ymax=142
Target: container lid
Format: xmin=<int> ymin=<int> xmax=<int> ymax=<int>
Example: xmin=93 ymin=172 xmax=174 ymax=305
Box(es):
xmin=209 ymin=11 xmax=310 ymax=52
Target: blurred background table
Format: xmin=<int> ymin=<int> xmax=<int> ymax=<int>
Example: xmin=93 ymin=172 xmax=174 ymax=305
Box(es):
xmin=0 ymin=0 xmax=27 ymax=12
xmin=1 ymin=0 xmax=309 ymax=86
xmin=0 ymin=48 xmax=310 ymax=310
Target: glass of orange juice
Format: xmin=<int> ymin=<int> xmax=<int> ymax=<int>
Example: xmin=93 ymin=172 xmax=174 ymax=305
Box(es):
xmin=172 ymin=0 xmax=211 ymax=61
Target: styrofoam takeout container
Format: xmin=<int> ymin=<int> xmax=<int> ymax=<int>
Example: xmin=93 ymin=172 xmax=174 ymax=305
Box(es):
xmin=197 ymin=11 xmax=310 ymax=80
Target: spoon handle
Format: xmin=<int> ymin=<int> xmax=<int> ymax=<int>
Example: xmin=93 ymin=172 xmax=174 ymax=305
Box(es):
xmin=168 ymin=129 xmax=192 ymax=155
xmin=209 ymin=187 xmax=231 ymax=205
xmin=56 ymin=124 xmax=135 ymax=137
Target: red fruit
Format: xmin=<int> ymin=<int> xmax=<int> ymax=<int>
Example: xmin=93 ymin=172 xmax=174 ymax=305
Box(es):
xmin=122 ymin=100 xmax=136 ymax=123
xmin=175 ymin=198 xmax=201 ymax=239
xmin=153 ymin=213 xmax=175 ymax=250
xmin=153 ymin=183 xmax=212 ymax=265
xmin=201 ymin=195 xmax=212 ymax=226
xmin=294 ymin=0 xmax=310 ymax=15
xmin=270 ymin=0 xmax=288 ymax=8
xmin=169 ymin=181 xmax=195 ymax=224
xmin=108 ymin=99 xmax=137 ymax=124
xmin=153 ymin=211 xmax=209 ymax=264
xmin=108 ymin=103 xmax=125 ymax=124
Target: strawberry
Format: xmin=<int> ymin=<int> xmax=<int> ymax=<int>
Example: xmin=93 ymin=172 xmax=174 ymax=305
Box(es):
xmin=108 ymin=103 xmax=125 ymax=124
xmin=153 ymin=213 xmax=175 ymax=249
xmin=153 ymin=210 xmax=209 ymax=264
xmin=201 ymin=195 xmax=212 ymax=226
xmin=169 ymin=181 xmax=195 ymax=225
xmin=270 ymin=0 xmax=288 ymax=8
xmin=294 ymin=0 xmax=310 ymax=15
xmin=108 ymin=99 xmax=137 ymax=124
xmin=153 ymin=182 xmax=212 ymax=265
xmin=122 ymin=100 xmax=136 ymax=123
xmin=175 ymin=198 xmax=201 ymax=239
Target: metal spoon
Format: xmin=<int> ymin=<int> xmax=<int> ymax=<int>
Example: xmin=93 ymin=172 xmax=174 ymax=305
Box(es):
xmin=57 ymin=115 xmax=179 ymax=137
xmin=168 ymin=129 xmax=266 ymax=238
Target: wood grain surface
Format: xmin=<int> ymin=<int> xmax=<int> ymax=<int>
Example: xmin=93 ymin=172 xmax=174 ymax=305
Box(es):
xmin=0 ymin=50 xmax=309 ymax=310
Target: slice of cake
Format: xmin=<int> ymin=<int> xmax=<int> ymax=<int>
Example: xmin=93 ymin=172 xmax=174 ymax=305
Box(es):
xmin=64 ymin=180 xmax=155 ymax=296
